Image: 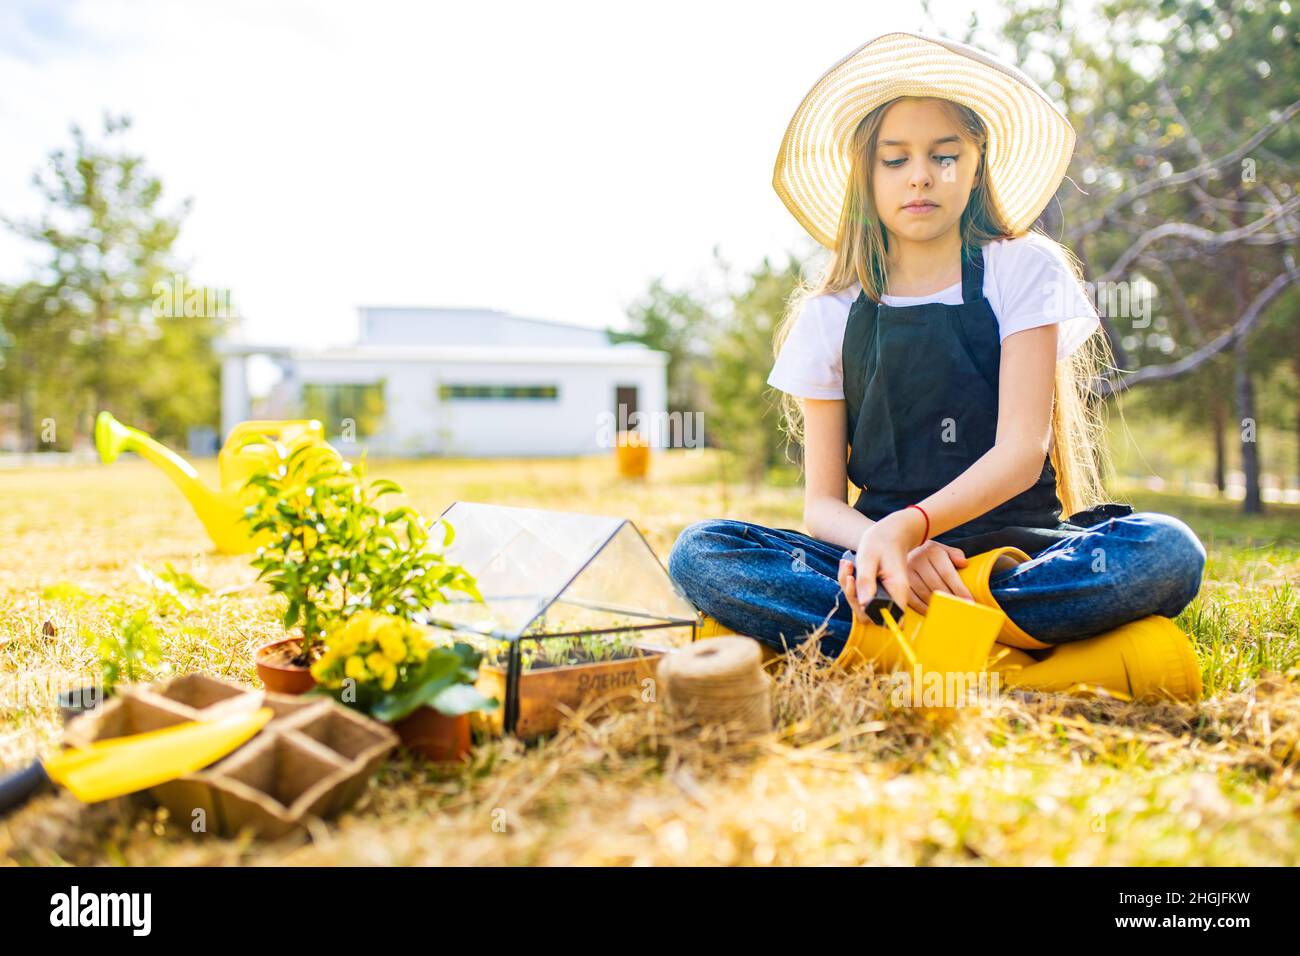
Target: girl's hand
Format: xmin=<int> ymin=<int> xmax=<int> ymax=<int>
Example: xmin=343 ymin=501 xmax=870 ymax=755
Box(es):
xmin=837 ymin=552 xmax=872 ymax=623
xmin=836 ymin=509 xmax=928 ymax=620
xmin=902 ymin=540 xmax=973 ymax=614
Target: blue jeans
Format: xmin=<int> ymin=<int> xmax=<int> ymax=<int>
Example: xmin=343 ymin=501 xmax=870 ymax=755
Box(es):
xmin=667 ymin=512 xmax=1207 ymax=659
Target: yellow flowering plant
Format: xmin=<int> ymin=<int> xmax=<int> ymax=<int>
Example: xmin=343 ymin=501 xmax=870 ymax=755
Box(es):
xmin=308 ymin=611 xmax=497 ymax=724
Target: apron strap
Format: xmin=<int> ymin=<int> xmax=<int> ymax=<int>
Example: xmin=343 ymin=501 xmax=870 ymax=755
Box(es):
xmin=961 ymin=242 xmax=986 ymax=304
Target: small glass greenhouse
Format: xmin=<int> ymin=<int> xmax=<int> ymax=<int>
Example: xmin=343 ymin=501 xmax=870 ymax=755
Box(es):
xmin=420 ymin=502 xmax=701 ymax=737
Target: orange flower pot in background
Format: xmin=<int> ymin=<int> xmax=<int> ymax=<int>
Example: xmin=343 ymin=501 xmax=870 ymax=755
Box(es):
xmin=615 ymin=431 xmax=649 ymax=479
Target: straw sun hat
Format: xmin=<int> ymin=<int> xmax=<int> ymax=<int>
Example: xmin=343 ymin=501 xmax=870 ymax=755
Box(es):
xmin=772 ymin=31 xmax=1077 ymax=249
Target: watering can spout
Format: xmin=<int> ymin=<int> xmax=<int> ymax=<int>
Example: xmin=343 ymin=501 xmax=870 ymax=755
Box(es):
xmin=95 ymin=411 xmax=241 ymax=548
xmin=95 ymin=411 xmax=210 ymax=497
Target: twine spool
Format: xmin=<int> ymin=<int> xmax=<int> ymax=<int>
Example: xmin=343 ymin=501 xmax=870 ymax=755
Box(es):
xmin=659 ymin=637 xmax=772 ymax=737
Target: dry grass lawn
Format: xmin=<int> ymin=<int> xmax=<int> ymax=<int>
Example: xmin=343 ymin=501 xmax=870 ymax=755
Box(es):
xmin=1 ymin=450 xmax=1298 ymax=865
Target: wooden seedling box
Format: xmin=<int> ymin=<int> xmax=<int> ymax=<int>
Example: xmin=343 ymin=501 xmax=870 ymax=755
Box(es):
xmin=473 ymin=644 xmax=665 ymax=739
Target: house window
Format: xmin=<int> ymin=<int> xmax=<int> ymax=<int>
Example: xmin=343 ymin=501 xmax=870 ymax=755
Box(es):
xmin=438 ymin=384 xmax=559 ymax=401
xmin=300 ymin=382 xmax=386 ymax=438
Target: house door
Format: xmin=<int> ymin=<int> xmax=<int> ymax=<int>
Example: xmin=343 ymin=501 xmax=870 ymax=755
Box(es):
xmin=615 ymin=385 xmax=638 ymax=432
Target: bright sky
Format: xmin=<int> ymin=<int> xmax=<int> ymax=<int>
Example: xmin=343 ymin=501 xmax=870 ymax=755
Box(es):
xmin=1 ymin=0 xmax=1047 ymax=348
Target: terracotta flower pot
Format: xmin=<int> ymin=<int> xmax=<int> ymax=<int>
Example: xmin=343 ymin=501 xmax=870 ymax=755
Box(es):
xmin=393 ymin=706 xmax=471 ymax=763
xmin=254 ymin=637 xmax=319 ymax=695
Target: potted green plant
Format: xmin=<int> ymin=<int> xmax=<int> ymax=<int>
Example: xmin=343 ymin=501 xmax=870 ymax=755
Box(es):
xmin=308 ymin=610 xmax=497 ymax=761
xmin=241 ymin=444 xmax=480 ymax=693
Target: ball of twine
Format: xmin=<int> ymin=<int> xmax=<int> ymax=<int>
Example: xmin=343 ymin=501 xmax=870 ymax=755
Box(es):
xmin=658 ymin=637 xmax=772 ymax=737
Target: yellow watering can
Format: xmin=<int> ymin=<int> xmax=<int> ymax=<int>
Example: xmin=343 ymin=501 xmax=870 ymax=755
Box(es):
xmin=95 ymin=412 xmax=343 ymax=554
xmin=832 ymin=590 xmax=1004 ymax=723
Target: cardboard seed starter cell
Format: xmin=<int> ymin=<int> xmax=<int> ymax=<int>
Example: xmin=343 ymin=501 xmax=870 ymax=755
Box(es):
xmin=59 ymin=674 xmax=397 ymax=837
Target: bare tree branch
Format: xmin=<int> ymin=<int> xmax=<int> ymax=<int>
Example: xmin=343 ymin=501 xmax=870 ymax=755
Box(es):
xmin=1092 ymin=266 xmax=1300 ymax=398
xmin=1188 ymin=182 xmax=1277 ymax=214
xmin=1068 ymin=98 xmax=1300 ymax=243
xmin=1097 ymin=194 xmax=1300 ymax=282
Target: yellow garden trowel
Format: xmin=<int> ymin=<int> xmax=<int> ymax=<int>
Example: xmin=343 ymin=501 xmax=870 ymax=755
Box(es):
xmin=0 ymin=707 xmax=273 ymax=816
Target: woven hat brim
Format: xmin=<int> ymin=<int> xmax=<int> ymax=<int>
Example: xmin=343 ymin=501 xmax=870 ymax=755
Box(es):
xmin=773 ymin=32 xmax=1076 ymax=249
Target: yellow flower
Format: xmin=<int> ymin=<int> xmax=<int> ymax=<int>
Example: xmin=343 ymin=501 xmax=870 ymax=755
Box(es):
xmin=326 ymin=612 xmax=387 ymax=659
xmin=344 ymin=655 xmax=369 ymax=682
xmin=309 ymin=653 xmax=336 ymax=683
xmin=328 ymin=630 xmax=353 ymax=657
xmin=329 ymin=619 xmax=353 ymax=647
xmin=379 ymin=630 xmax=407 ymax=664
xmin=360 ymin=612 xmax=388 ymax=643
xmin=320 ymin=612 xmax=431 ymax=690
xmin=366 ymin=651 xmax=391 ymax=676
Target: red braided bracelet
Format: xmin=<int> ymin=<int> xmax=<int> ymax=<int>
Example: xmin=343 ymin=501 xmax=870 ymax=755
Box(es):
xmin=906 ymin=503 xmax=930 ymax=543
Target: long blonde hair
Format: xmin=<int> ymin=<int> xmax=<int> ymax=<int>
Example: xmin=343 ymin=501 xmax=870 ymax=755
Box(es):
xmin=773 ymin=95 xmax=1116 ymax=518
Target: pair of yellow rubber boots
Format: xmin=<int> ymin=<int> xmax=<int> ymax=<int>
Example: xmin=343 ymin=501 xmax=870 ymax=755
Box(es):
xmin=697 ymin=546 xmax=1202 ymax=705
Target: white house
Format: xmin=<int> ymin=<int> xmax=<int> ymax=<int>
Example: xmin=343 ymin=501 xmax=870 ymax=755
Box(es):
xmin=217 ymin=307 xmax=667 ymax=457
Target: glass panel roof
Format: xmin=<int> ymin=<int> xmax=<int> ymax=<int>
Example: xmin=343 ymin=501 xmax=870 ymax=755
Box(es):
xmin=420 ymin=501 xmax=698 ymax=641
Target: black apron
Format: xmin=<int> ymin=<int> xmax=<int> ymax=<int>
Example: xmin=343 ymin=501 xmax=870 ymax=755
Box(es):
xmin=841 ymin=241 xmax=1132 ymax=559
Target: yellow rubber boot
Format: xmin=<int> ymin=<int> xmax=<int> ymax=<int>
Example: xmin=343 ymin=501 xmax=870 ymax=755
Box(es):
xmin=944 ymin=546 xmax=1203 ymax=703
xmin=1004 ymin=616 xmax=1203 ymax=703
xmin=697 ymin=614 xmax=783 ymax=665
xmin=955 ymin=547 xmax=1054 ymax=650
xmin=987 ymin=644 xmax=1039 ymax=675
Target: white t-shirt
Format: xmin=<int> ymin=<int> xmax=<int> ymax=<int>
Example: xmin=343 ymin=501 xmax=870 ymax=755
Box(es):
xmin=767 ymin=232 xmax=1101 ymax=400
